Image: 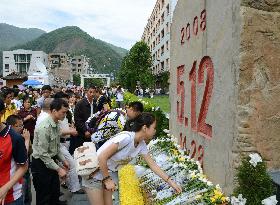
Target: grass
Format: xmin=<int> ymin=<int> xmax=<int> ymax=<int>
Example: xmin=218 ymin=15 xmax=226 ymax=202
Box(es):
xmin=143 ymin=95 xmax=170 ymax=113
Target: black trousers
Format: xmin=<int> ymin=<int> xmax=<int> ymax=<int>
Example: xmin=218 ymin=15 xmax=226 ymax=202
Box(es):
xmin=31 ymin=158 xmax=60 ymax=205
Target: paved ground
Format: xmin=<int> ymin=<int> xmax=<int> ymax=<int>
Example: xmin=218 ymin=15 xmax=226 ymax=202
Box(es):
xmin=31 ymin=175 xmax=90 ymax=205
xmin=31 ymin=176 xmax=119 ymax=205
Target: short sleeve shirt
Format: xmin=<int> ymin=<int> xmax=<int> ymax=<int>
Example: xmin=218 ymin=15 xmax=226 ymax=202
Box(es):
xmin=36 ymin=96 xmax=45 ymax=109
xmin=94 ymin=131 xmax=148 ymax=180
xmin=0 ymin=125 xmax=28 ymax=203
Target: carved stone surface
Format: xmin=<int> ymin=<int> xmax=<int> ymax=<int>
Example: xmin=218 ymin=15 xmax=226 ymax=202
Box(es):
xmin=170 ymin=0 xmax=280 ymax=194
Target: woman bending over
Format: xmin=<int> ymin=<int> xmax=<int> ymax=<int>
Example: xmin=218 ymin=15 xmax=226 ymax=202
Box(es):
xmin=82 ymin=112 xmax=182 ymax=205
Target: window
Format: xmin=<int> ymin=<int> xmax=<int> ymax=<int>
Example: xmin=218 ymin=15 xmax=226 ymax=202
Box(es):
xmin=161 ymin=29 xmax=165 ymax=39
xmin=161 ymin=0 xmax=165 ymax=8
xmin=5 ymin=64 xmax=9 ymax=72
xmin=166 ymin=58 xmax=169 ymax=69
xmin=161 ymin=12 xmax=165 ymax=23
xmin=5 ymin=56 xmax=9 ymax=59
xmin=166 ymin=22 xmax=170 ymax=33
xmin=166 ymin=4 xmax=170 ymax=14
xmin=161 ymin=45 xmax=165 ymax=56
xmin=166 ymin=41 xmax=169 ymax=51
xmin=161 ymin=61 xmax=165 ymax=71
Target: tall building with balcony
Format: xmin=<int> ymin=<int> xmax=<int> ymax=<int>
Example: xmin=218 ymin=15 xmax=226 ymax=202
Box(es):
xmin=2 ymin=49 xmax=48 ymax=77
xmin=141 ymin=0 xmax=177 ymax=76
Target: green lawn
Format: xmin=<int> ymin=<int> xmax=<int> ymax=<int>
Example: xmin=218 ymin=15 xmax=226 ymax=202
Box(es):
xmin=143 ymin=95 xmax=170 ymax=113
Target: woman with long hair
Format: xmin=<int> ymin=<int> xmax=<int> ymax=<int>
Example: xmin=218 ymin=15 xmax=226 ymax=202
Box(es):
xmin=83 ymin=112 xmax=182 ymax=205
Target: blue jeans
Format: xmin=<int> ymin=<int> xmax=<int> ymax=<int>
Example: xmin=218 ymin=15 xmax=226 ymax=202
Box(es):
xmin=6 ymin=196 xmax=24 ymax=205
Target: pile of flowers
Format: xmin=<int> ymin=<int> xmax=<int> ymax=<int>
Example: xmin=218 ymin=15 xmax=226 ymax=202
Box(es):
xmin=137 ymin=131 xmax=229 ymax=205
xmin=119 ymin=165 xmax=145 ymax=205
xmin=119 ymin=130 xmax=229 ymax=205
xmin=116 ymin=92 xmax=229 ymax=204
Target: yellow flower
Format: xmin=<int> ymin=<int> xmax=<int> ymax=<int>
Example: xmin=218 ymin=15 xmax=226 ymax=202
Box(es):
xmin=171 ymin=149 xmax=179 ymax=156
xmin=214 ymin=189 xmax=223 ymax=198
xmin=221 ymin=196 xmax=227 ymax=203
xmin=178 ymin=156 xmax=185 ymax=162
xmin=119 ymin=165 xmax=144 ymax=205
xmin=210 ymin=197 xmax=216 ymax=203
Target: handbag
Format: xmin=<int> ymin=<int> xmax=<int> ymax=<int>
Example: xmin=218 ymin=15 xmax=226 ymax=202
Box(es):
xmin=74 ymin=142 xmax=99 ymax=176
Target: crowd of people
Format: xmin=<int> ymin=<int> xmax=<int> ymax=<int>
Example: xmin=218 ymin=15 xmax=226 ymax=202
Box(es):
xmin=0 ymin=84 xmax=181 ymax=205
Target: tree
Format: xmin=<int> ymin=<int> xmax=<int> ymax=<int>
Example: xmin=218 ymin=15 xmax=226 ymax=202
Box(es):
xmin=73 ymin=74 xmax=81 ymax=86
xmin=73 ymin=74 xmax=105 ymax=88
xmin=157 ymin=71 xmax=169 ymax=93
xmin=117 ymin=41 xmax=155 ymax=92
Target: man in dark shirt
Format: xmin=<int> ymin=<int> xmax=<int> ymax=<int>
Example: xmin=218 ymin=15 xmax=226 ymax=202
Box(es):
xmin=69 ymin=86 xmax=98 ymax=154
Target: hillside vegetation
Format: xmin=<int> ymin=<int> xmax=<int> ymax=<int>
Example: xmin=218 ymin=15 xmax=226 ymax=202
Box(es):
xmin=12 ymin=26 xmax=127 ymax=73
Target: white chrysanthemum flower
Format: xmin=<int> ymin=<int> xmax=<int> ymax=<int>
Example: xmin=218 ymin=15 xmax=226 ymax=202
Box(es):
xmin=216 ymin=184 xmax=221 ymax=191
xmin=206 ymin=181 xmax=213 ymax=186
xmin=231 ymin=194 xmax=247 ymax=205
xmin=249 ymin=153 xmax=262 ymax=167
xmin=262 ymin=195 xmax=278 ymax=205
xmin=163 ymin=129 xmax=170 ymax=134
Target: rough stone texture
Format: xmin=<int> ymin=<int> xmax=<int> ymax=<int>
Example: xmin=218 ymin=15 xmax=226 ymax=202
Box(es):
xmin=237 ymin=6 xmax=280 ymax=169
xmin=242 ymin=0 xmax=280 ymax=12
xmin=170 ymin=0 xmax=280 ymax=194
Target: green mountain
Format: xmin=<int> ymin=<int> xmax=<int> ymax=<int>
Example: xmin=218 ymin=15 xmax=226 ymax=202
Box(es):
xmin=11 ymin=26 xmax=127 ymax=74
xmin=0 ymin=23 xmax=46 ymax=51
xmin=0 ymin=23 xmax=46 ymax=75
xmin=101 ymin=40 xmax=128 ymax=57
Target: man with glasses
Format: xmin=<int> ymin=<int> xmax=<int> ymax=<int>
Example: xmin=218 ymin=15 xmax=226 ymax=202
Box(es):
xmin=36 ymin=85 xmax=52 ymax=114
xmin=6 ymin=114 xmax=31 ymax=205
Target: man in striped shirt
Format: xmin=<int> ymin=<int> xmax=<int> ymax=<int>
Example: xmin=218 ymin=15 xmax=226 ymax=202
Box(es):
xmin=0 ymin=98 xmax=28 ymax=205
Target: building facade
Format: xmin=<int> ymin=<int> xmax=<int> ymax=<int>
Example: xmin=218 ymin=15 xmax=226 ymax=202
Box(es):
xmin=2 ymin=49 xmax=48 ymax=77
xmin=70 ymin=55 xmax=90 ymax=74
xmin=48 ymin=53 xmax=69 ymax=70
xmin=141 ymin=0 xmax=177 ymax=76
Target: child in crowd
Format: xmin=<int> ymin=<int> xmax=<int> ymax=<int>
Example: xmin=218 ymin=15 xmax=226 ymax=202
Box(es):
xmin=0 ymin=100 xmax=28 ymax=205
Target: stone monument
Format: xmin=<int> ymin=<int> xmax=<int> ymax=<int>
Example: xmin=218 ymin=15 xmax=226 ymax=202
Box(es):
xmin=169 ymin=0 xmax=280 ymax=193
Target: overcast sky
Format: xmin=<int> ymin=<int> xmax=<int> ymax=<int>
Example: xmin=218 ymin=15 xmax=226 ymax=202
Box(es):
xmin=0 ymin=0 xmax=156 ymax=49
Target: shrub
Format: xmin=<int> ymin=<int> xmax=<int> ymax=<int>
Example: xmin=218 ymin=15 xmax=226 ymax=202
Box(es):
xmin=112 ymin=92 xmax=169 ymax=138
xmin=233 ymin=155 xmax=275 ymax=205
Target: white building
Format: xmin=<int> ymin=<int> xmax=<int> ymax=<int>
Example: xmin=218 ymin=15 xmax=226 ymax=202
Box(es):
xmin=141 ymin=0 xmax=178 ymax=75
xmin=3 ymin=49 xmax=48 ymax=77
